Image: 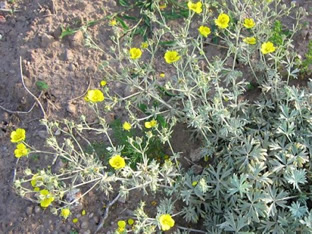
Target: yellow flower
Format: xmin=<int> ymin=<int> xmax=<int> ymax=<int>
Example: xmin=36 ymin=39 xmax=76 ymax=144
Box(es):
xmin=84 ymin=89 xmax=104 ymax=103
xmin=243 ymin=18 xmax=255 ymax=29
xmin=192 ymin=181 xmax=198 ymax=186
xmin=141 ymin=42 xmax=149 ymax=49
xmin=128 ymin=218 xmax=134 ymax=225
xmin=109 ymin=19 xmax=117 ymax=26
xmin=72 ymin=218 xmax=79 ymax=223
xmin=10 ymin=128 xmax=26 ymax=143
xmin=81 ymin=210 xmax=86 ymax=216
xmin=129 ymin=48 xmax=142 ymax=60
xmin=31 ymin=174 xmax=42 ymax=188
xmin=164 ymin=51 xmax=180 ymax=64
xmin=215 ymin=13 xmax=230 ymax=29
xmin=187 ymin=1 xmax=202 ymax=14
xmin=14 ymin=143 xmax=28 ymax=158
xmin=243 ymin=37 xmax=257 ymax=45
xmin=61 ymin=208 xmax=71 ymax=219
xmin=145 ymin=119 xmax=157 ymax=128
xmin=261 ymin=41 xmax=276 ymax=54
xmin=117 ymin=220 xmax=126 ymax=233
xmin=198 ymin=25 xmax=211 ymax=37
xmin=159 ymin=214 xmax=175 ymax=231
xmin=39 ymin=189 xmax=54 ymax=208
xmin=109 ymin=155 xmax=126 ymax=169
xmin=123 ymin=121 xmax=132 ymax=131
xmin=159 ymin=73 xmax=165 ymax=78
xmin=100 ymin=80 xmax=107 ymax=87
xmin=118 ymin=220 xmax=126 ymax=228
xmin=159 ymin=3 xmax=167 ymax=10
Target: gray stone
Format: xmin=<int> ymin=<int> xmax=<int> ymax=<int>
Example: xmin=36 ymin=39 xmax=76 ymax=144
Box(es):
xmin=26 ymin=206 xmax=33 ymax=215
xmin=66 ymin=102 xmax=77 ymax=115
xmin=41 ymin=33 xmax=54 ymax=47
xmin=70 ymin=31 xmax=84 ymax=47
xmin=64 ymin=49 xmax=74 ymax=61
xmin=80 ymin=221 xmax=88 ymax=229
xmin=93 ymin=216 xmax=99 ymax=224
xmin=34 ymin=206 xmax=41 ymax=214
xmin=37 ymin=130 xmax=49 ymax=139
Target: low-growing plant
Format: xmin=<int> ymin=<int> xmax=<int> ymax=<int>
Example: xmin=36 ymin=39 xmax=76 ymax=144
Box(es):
xmin=12 ymin=0 xmax=312 ymax=233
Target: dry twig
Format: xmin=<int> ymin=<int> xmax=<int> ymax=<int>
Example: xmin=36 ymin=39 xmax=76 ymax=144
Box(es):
xmin=95 ymin=193 xmax=121 ymax=233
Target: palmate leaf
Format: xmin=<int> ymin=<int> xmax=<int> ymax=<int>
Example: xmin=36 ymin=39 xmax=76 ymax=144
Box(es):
xmin=228 ymin=174 xmax=252 ymax=198
xmin=239 ymin=191 xmax=269 ymax=223
xmin=205 ymin=164 xmax=233 ymax=198
xmin=262 ymin=186 xmax=291 ymax=217
xmin=289 ymin=201 xmax=307 ymax=219
xmin=284 ymin=168 xmax=307 ymax=192
xmin=218 ymin=212 xmax=250 ymax=232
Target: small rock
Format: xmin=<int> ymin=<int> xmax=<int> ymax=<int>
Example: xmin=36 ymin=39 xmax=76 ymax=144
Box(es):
xmin=26 ymin=206 xmax=33 ymax=215
xmin=88 ymin=212 xmax=94 ymax=218
xmin=54 ymin=129 xmax=61 ymax=136
xmin=107 ymin=0 xmax=117 ymax=7
xmin=37 ymin=130 xmax=49 ymax=139
xmin=82 ymin=230 xmax=91 ymax=234
xmin=118 ymin=195 xmax=126 ymax=203
xmin=41 ymin=33 xmax=54 ymax=47
xmin=34 ymin=206 xmax=41 ymax=214
xmin=70 ymin=31 xmax=84 ymax=47
xmin=68 ymin=63 xmax=75 ymax=71
xmin=93 ymin=216 xmax=99 ymax=224
xmin=191 ymin=164 xmax=203 ymax=174
xmin=189 ymin=148 xmax=203 ymax=162
xmin=67 ymin=102 xmax=77 ymax=115
xmin=64 ymin=49 xmax=74 ymax=61
xmin=80 ymin=221 xmax=88 ymax=229
xmin=53 ymin=27 xmax=62 ymax=39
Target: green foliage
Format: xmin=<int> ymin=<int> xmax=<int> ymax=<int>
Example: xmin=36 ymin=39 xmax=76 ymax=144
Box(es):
xmin=300 ymin=40 xmax=312 ymax=74
xmin=35 ymin=81 xmax=49 ymax=91
xmin=269 ymin=20 xmax=291 ymax=46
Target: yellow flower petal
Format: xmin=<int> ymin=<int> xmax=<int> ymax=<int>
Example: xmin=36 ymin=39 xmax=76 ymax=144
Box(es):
xmin=159 ymin=214 xmax=175 ymax=231
xmin=164 ymin=51 xmax=180 ymax=64
xmin=118 ymin=220 xmax=126 ymax=228
xmin=14 ymin=143 xmax=28 ymax=158
xmin=129 ymin=48 xmax=142 ymax=60
xmin=84 ymin=89 xmax=104 ymax=103
xmin=123 ymin=121 xmax=132 ymax=131
xmin=243 ymin=37 xmax=257 ymax=45
xmin=261 ymin=41 xmax=276 ymax=54
xmin=215 ymin=13 xmax=230 ymax=29
xmin=61 ymin=208 xmax=71 ymax=219
xmin=100 ymin=80 xmax=107 ymax=87
xmin=243 ymin=18 xmax=255 ymax=29
xmin=187 ymin=1 xmax=202 ymax=14
xmin=10 ymin=128 xmax=26 ymax=143
xmin=109 ymin=155 xmax=126 ymax=169
xmin=128 ymin=218 xmax=134 ymax=225
xmin=198 ymin=25 xmax=211 ymax=37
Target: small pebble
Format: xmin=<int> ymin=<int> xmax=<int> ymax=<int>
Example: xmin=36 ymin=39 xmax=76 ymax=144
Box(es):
xmin=26 ymin=206 xmax=33 ymax=215
xmin=88 ymin=212 xmax=94 ymax=218
xmin=82 ymin=230 xmax=91 ymax=234
xmin=80 ymin=221 xmax=88 ymax=229
xmin=93 ymin=216 xmax=99 ymax=224
xmin=34 ymin=206 xmax=41 ymax=214
xmin=66 ymin=102 xmax=77 ymax=115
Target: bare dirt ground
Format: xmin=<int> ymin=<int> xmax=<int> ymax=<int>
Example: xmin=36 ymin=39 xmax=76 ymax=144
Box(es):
xmin=0 ymin=0 xmax=312 ymax=233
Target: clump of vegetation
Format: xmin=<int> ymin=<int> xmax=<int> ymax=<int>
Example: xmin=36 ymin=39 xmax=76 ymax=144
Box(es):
xmin=12 ymin=0 xmax=312 ymax=233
